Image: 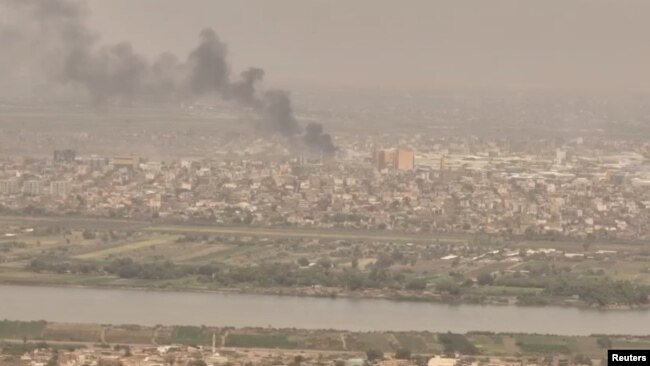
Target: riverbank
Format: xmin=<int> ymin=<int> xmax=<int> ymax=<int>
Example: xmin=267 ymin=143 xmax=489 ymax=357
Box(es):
xmin=3 ymin=214 xmax=650 ymax=312
xmin=0 ymin=270 xmax=646 ymax=311
xmin=1 ymin=319 xmax=647 ymax=360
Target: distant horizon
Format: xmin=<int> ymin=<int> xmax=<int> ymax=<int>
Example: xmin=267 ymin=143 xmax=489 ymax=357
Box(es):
xmin=83 ymin=0 xmax=650 ymax=92
xmin=3 ymin=0 xmax=650 ymax=97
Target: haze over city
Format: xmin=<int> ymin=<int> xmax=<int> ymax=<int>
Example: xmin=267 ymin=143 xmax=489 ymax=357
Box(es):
xmin=84 ymin=0 xmax=650 ymax=92
xmin=3 ymin=0 xmax=650 ymax=95
xmin=0 ymin=1 xmax=650 ymax=366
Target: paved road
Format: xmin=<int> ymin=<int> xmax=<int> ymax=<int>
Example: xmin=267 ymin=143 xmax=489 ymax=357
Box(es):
xmin=0 ymin=215 xmax=468 ymax=243
xmin=145 ymin=225 xmax=468 ymax=243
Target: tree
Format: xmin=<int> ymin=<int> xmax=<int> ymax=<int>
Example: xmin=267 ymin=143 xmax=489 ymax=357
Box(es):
xmin=395 ymin=348 xmax=412 ymax=360
xmin=188 ymin=360 xmax=207 ymax=366
xmin=289 ymin=355 xmax=304 ymax=366
xmin=406 ymin=279 xmax=427 ymax=291
xmin=574 ymin=354 xmax=592 ymax=365
xmin=439 ymin=332 xmax=478 ymax=355
xmin=345 ymin=272 xmax=364 ymax=290
xmin=297 ymin=257 xmax=310 ymax=267
xmin=391 ymin=249 xmax=405 ymax=262
xmin=597 ymin=336 xmax=612 ymax=349
xmin=317 ymin=258 xmax=332 ymax=268
xmin=477 ymin=273 xmax=494 ymax=286
xmin=82 ymin=230 xmax=96 ymax=240
xmin=412 ymin=355 xmax=429 ymax=366
xmin=46 ymin=351 xmax=59 ymax=366
xmin=374 ymin=254 xmax=394 ymax=269
xmin=366 ymin=349 xmax=384 ymax=361
xmin=435 ymin=279 xmax=461 ymax=295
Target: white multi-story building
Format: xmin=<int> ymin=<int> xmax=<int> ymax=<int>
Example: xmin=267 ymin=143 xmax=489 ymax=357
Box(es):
xmin=23 ymin=180 xmax=44 ymax=196
xmin=50 ymin=180 xmax=72 ymax=197
xmin=0 ymin=179 xmax=21 ymax=195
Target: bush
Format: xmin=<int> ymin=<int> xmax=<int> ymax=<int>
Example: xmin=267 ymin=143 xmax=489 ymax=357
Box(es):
xmin=366 ymin=349 xmax=384 ymax=361
xmin=574 ymin=354 xmax=592 ymax=365
xmin=438 ymin=333 xmax=478 ymax=355
xmin=395 ymin=348 xmax=412 ymax=360
xmin=406 ymin=279 xmax=427 ymax=291
xmin=477 ymin=273 xmax=494 ymax=286
xmin=597 ymin=336 xmax=612 ymax=349
xmin=515 ymin=341 xmax=570 ymax=354
xmin=435 ymin=279 xmax=461 ymax=295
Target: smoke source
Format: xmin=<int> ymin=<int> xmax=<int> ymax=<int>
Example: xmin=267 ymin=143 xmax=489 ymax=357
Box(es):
xmin=0 ymin=0 xmax=336 ymax=155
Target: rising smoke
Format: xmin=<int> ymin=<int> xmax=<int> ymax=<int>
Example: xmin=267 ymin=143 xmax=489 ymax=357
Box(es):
xmin=0 ymin=0 xmax=336 ymax=155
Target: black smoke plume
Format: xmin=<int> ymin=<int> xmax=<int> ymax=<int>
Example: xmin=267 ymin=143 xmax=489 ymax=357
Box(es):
xmin=304 ymin=123 xmax=336 ymax=155
xmin=186 ymin=28 xmax=230 ymax=96
xmin=0 ymin=0 xmax=336 ymax=154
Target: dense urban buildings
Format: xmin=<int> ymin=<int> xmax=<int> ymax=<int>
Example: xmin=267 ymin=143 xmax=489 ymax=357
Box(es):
xmin=0 ymin=134 xmax=648 ymax=240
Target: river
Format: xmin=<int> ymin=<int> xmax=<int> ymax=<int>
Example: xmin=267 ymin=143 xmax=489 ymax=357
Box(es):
xmin=1 ymin=284 xmax=649 ymax=335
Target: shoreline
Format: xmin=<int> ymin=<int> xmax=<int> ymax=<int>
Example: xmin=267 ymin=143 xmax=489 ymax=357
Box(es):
xmin=1 ymin=279 xmax=648 ymax=312
xmin=1 ymin=319 xmax=649 ymax=361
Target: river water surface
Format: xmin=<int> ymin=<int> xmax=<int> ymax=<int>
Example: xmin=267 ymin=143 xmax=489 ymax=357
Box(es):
xmin=1 ymin=284 xmax=649 ymax=335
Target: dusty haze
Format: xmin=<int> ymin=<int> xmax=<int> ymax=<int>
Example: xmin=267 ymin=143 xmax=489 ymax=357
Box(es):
xmin=81 ymin=0 xmax=650 ymax=92
xmin=0 ymin=0 xmax=336 ymax=153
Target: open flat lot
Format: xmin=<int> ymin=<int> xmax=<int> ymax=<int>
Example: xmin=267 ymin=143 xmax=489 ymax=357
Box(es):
xmin=75 ymin=235 xmax=178 ymax=260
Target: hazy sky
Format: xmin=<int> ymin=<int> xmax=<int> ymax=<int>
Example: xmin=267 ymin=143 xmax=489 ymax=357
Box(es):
xmin=46 ymin=0 xmax=650 ymax=91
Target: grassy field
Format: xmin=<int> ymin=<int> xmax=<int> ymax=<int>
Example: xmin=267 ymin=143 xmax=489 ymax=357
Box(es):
xmin=75 ymin=235 xmax=177 ymax=259
xmin=0 ymin=341 xmax=86 ymax=355
xmin=466 ymin=333 xmax=509 ymax=356
xmin=392 ymin=333 xmax=430 ymax=353
xmin=514 ymin=334 xmax=579 ymax=355
xmin=226 ymin=334 xmax=298 ymax=349
xmin=41 ymin=323 xmax=102 ymax=343
xmin=105 ymin=326 xmax=154 ymax=344
xmin=345 ymin=333 xmax=397 ymax=352
xmin=0 ymin=320 xmax=46 ymax=339
xmin=170 ymin=244 xmax=229 ymax=263
xmin=611 ymin=337 xmax=650 ymax=351
xmin=171 ymin=326 xmax=215 ymax=346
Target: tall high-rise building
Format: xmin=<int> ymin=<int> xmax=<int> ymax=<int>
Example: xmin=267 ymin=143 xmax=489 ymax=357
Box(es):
xmin=395 ymin=149 xmax=415 ymax=170
xmin=372 ymin=148 xmax=415 ymax=170
xmin=372 ymin=149 xmax=396 ymax=170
